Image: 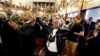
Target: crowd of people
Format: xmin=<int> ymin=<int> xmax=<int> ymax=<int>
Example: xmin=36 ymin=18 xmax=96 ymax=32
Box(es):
xmin=0 ymin=8 xmax=100 ymax=56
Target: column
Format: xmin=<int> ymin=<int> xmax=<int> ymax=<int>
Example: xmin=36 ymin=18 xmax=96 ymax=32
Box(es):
xmin=10 ymin=0 xmax=12 ymax=8
xmin=36 ymin=3 xmax=38 ymax=12
xmin=45 ymin=2 xmax=46 ymax=12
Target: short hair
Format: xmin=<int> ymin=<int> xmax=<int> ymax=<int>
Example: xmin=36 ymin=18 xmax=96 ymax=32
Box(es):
xmin=0 ymin=12 xmax=7 ymax=21
xmin=96 ymin=19 xmax=100 ymax=24
xmin=74 ymin=15 xmax=81 ymax=20
xmin=74 ymin=15 xmax=82 ymax=22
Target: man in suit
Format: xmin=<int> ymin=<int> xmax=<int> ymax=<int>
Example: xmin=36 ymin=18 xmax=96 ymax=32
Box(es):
xmin=5 ymin=8 xmax=12 ymax=20
xmin=36 ymin=17 xmax=68 ymax=56
xmin=8 ymin=12 xmax=35 ymax=56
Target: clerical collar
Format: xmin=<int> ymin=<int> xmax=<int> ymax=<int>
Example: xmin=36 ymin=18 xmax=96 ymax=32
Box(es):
xmin=52 ymin=29 xmax=58 ymax=37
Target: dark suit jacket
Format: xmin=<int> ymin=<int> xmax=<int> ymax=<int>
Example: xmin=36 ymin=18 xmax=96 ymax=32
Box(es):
xmin=0 ymin=21 xmax=20 ymax=56
xmin=15 ymin=21 xmax=35 ymax=55
xmin=34 ymin=22 xmax=42 ymax=38
xmin=55 ymin=29 xmax=69 ymax=53
xmin=0 ymin=21 xmax=20 ymax=48
xmin=36 ymin=17 xmax=53 ymax=39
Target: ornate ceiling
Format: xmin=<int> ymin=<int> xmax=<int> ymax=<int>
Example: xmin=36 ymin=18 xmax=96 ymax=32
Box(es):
xmin=1 ymin=0 xmax=100 ymax=13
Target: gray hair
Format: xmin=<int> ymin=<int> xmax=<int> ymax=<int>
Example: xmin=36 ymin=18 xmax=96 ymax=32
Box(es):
xmin=0 ymin=12 xmax=8 ymax=21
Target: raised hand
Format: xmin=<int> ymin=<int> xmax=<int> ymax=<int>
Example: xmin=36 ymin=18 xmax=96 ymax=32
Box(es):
xmin=93 ymin=30 xmax=99 ymax=37
xmin=8 ymin=21 xmax=19 ymax=30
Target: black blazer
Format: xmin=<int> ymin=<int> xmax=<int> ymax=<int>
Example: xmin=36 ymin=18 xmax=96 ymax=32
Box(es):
xmin=15 ymin=21 xmax=35 ymax=48
xmin=55 ymin=28 xmax=68 ymax=53
xmin=0 ymin=18 xmax=23 ymax=56
xmin=16 ymin=21 xmax=34 ymax=37
xmin=0 ymin=21 xmax=20 ymax=51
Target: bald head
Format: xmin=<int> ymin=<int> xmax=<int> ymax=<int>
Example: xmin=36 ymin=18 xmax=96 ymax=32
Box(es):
xmin=22 ymin=12 xmax=33 ymax=22
xmin=74 ymin=15 xmax=82 ymax=24
xmin=0 ymin=12 xmax=7 ymax=22
xmin=52 ymin=19 xmax=60 ymax=29
xmin=5 ymin=8 xmax=12 ymax=15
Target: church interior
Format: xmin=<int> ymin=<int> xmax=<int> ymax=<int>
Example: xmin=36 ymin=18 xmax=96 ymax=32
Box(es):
xmin=0 ymin=0 xmax=100 ymax=56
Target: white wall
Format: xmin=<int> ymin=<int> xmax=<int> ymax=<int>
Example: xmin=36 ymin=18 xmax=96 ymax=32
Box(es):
xmin=83 ymin=0 xmax=100 ymax=9
xmin=12 ymin=0 xmax=56 ymax=6
xmin=67 ymin=0 xmax=100 ymax=13
xmin=33 ymin=0 xmax=56 ymax=2
xmin=85 ymin=8 xmax=100 ymax=22
xmin=11 ymin=0 xmax=33 ymax=6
